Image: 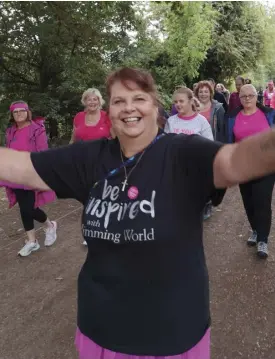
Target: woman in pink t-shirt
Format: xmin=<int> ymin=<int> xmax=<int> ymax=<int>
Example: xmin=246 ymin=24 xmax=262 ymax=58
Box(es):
xmin=71 ymin=88 xmax=113 ymax=143
xmin=227 ymin=85 xmax=275 ymax=258
xmin=0 ymin=101 xmax=57 ymax=257
xmin=263 ymin=80 xmax=275 ymax=107
xmin=71 ymin=88 xmax=114 ymax=245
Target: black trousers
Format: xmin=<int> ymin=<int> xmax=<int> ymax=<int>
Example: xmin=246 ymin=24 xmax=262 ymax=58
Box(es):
xmin=239 ymin=175 xmax=275 ymax=243
xmin=14 ymin=189 xmax=47 ymax=232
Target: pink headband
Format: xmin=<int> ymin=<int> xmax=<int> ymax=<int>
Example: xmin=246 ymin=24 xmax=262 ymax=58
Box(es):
xmin=10 ymin=103 xmax=29 ymax=112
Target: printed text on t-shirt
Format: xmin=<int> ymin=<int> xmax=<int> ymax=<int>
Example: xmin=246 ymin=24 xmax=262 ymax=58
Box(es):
xmin=83 ymin=180 xmax=156 ymax=244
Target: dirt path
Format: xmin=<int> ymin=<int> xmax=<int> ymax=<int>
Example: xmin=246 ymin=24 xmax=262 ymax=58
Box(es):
xmin=1 ymin=187 xmax=275 ymax=359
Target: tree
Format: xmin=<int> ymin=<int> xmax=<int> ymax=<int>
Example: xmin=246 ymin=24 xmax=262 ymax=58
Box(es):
xmin=0 ymin=1 xmax=137 ymax=137
xmin=118 ymin=1 xmax=217 ymax=98
xmin=198 ymin=2 xmax=266 ymax=83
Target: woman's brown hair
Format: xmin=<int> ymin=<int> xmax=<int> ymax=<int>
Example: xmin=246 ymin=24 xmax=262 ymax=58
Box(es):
xmin=194 ymin=81 xmax=214 ymax=101
xmin=106 ymin=67 xmax=159 ymax=106
xmin=9 ymin=100 xmax=32 ymax=124
xmin=173 ymin=87 xmax=200 ymax=112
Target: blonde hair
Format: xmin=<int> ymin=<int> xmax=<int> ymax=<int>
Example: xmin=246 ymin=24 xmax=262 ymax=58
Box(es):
xmin=216 ymin=83 xmax=225 ymax=91
xmin=173 ymin=87 xmax=200 ymax=112
xmin=81 ymin=88 xmax=105 ymax=108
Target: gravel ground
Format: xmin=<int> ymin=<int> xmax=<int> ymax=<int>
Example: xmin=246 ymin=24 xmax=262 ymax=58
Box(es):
xmin=1 ymin=187 xmax=275 ymax=359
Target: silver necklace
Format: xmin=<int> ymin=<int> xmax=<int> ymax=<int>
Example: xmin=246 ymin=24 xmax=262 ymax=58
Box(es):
xmin=120 ymin=149 xmax=146 ymax=191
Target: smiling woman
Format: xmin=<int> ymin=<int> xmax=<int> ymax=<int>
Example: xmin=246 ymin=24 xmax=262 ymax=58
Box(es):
xmin=194 ymin=81 xmax=225 ymax=142
xmin=227 ymin=84 xmax=275 ymax=258
xmin=107 ymin=68 xmax=159 ymax=156
xmin=2 ymin=69 xmax=275 ymax=359
xmin=0 ymin=101 xmax=57 ymax=257
xmin=70 ymin=88 xmax=113 ymax=144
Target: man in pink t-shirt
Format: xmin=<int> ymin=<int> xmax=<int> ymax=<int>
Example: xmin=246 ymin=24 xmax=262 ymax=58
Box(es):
xmin=263 ymin=80 xmax=275 ymax=107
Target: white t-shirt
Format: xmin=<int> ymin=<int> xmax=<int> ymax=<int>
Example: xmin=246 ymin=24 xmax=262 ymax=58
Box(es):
xmin=164 ymin=113 xmax=214 ymax=140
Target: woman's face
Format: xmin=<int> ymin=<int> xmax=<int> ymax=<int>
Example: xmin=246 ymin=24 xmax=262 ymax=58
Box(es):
xmin=85 ymin=94 xmax=100 ymax=111
xmin=198 ymin=86 xmax=211 ymax=104
xmin=268 ymin=82 xmax=274 ymax=91
xmin=239 ymin=85 xmax=257 ymax=110
xmin=235 ymin=79 xmax=243 ymax=93
xmin=109 ymin=80 xmax=158 ymax=139
xmin=174 ymin=93 xmax=193 ymax=115
xmin=12 ymin=107 xmax=28 ymax=125
xmin=216 ymin=84 xmax=223 ymax=93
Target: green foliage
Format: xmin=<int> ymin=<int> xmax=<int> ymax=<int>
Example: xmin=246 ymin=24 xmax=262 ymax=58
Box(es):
xmin=0 ymin=1 xmax=137 ymax=136
xmin=159 ymin=2 xmax=216 ymax=84
xmin=1 ymin=1 xmax=275 ymax=138
xmin=198 ymin=2 xmax=267 ymax=82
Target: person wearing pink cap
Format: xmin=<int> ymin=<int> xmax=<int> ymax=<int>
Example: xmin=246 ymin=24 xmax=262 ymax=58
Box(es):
xmin=0 ymin=101 xmax=57 ymax=256
xmin=263 ymin=80 xmax=275 ymax=107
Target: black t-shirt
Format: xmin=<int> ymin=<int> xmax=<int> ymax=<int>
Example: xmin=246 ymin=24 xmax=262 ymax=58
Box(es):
xmin=31 ymin=133 xmax=223 ymax=356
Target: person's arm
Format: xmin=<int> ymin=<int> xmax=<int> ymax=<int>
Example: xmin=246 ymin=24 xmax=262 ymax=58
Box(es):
xmin=0 ymin=141 xmax=99 ymax=203
xmin=174 ymin=132 xmax=275 ymax=208
xmin=214 ymin=129 xmax=275 ymax=188
xmin=0 ymin=148 xmax=49 ymax=191
xmin=220 ymin=93 xmax=228 ymax=113
xmin=34 ymin=126 xmax=48 ymax=151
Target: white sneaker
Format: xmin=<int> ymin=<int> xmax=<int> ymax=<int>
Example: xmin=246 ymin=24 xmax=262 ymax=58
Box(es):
xmin=44 ymin=221 xmax=57 ymax=246
xmin=247 ymin=231 xmax=257 ymax=246
xmin=257 ymin=241 xmax=268 ymax=259
xmin=18 ymin=241 xmax=40 ymax=257
xmin=83 ymin=240 xmax=87 ymax=246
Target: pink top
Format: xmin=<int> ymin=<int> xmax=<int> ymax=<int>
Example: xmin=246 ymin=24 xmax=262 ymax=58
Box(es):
xmin=233 ymin=109 xmax=270 ymax=142
xmin=73 ymin=110 xmax=111 ymax=142
xmin=9 ymin=125 xmax=34 ymax=151
xmin=263 ymin=89 xmax=275 ymax=107
xmin=271 ymin=94 xmax=275 ymax=109
xmin=0 ymin=120 xmax=56 ymax=208
xmin=200 ymin=108 xmax=211 ymax=122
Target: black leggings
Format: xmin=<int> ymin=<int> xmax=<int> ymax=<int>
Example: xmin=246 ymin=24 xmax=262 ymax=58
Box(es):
xmin=239 ymin=174 xmax=275 ymax=243
xmin=14 ymin=189 xmax=47 ymax=232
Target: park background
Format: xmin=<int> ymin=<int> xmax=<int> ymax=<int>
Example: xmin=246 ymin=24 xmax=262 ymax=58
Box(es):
xmin=1 ymin=1 xmax=275 ymax=143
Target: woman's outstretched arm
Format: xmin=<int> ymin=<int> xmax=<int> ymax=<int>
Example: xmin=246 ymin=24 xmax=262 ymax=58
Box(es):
xmin=0 ymin=148 xmax=50 ymax=190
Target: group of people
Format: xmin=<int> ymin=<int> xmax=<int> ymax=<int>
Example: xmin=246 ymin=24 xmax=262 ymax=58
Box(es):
xmin=164 ymin=77 xmax=275 ymax=252
xmin=1 ymin=67 xmax=275 ymax=359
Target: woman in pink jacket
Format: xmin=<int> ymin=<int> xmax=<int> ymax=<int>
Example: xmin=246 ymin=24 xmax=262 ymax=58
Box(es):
xmin=0 ymin=101 xmax=57 ymax=256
